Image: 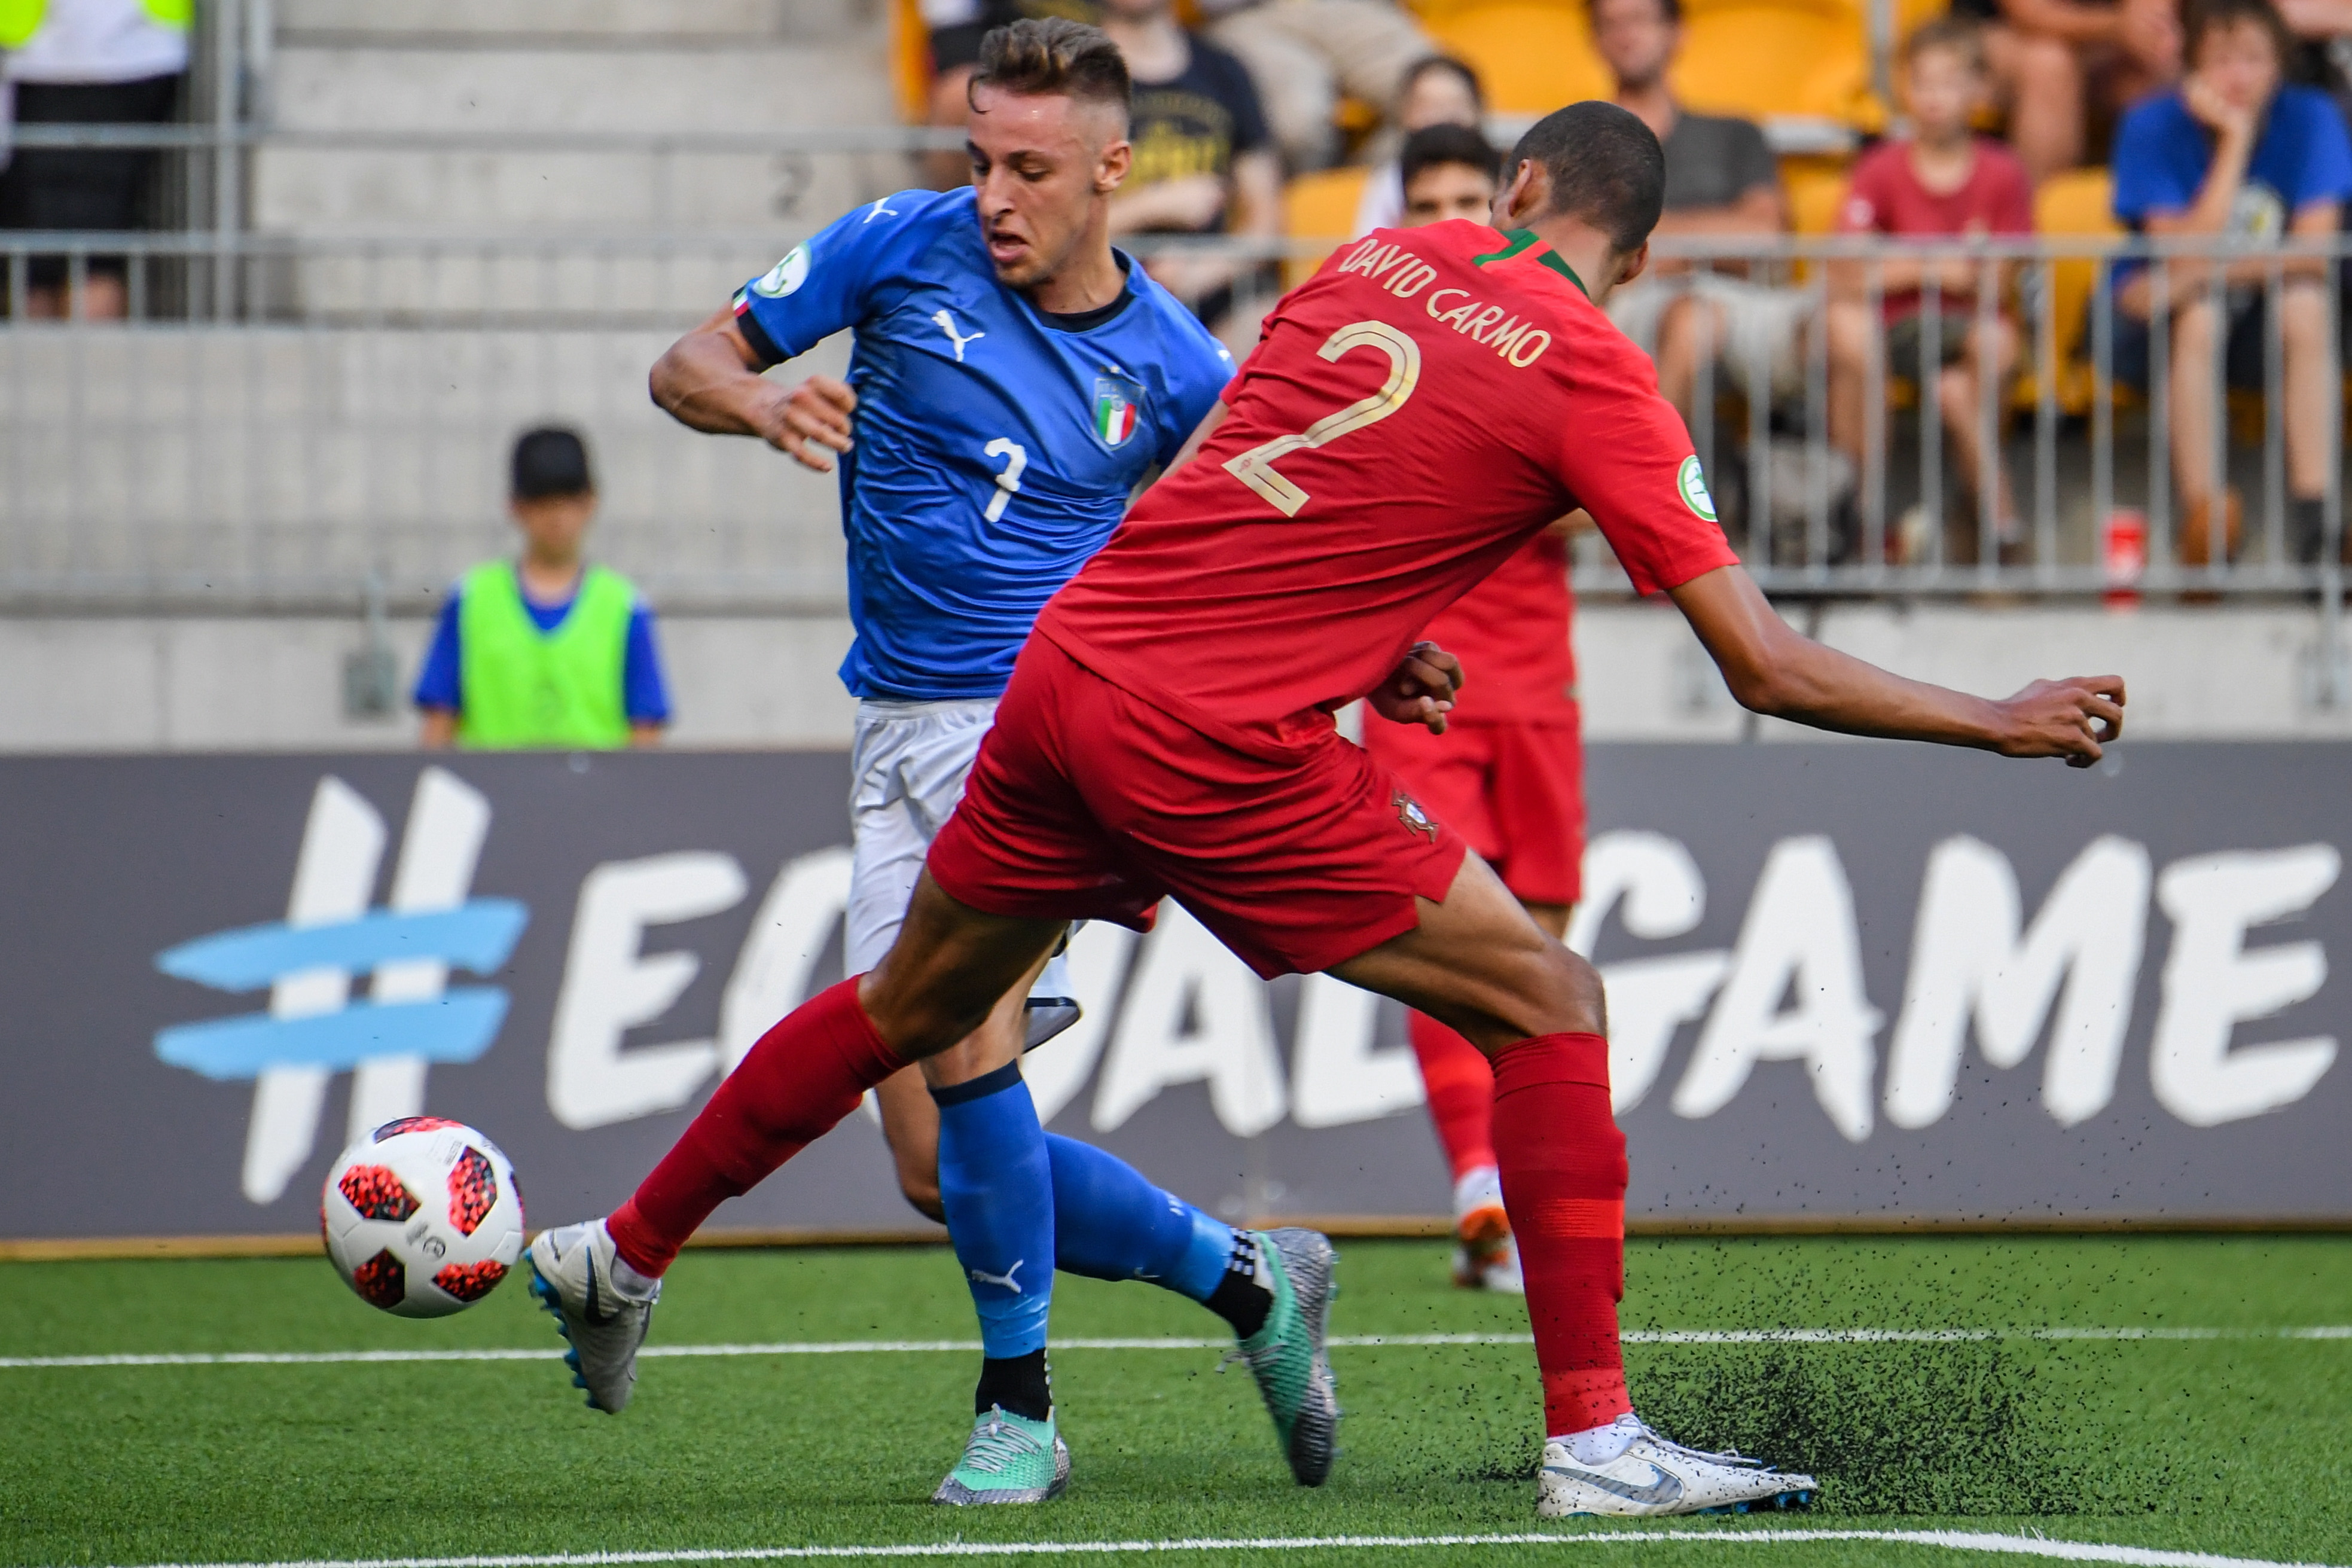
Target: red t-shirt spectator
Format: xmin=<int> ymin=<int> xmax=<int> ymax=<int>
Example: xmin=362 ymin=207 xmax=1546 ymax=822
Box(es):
xmin=1837 ymin=137 xmax=2034 ymax=322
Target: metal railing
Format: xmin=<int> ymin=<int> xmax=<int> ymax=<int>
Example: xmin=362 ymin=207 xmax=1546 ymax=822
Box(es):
xmin=1 ymin=231 xmax=2346 ymax=649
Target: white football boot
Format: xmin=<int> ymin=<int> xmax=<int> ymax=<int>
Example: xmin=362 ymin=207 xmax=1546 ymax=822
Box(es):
xmin=526 ymin=1219 xmax=660 ymax=1414
xmin=1538 ymin=1414 xmax=1817 ymax=1517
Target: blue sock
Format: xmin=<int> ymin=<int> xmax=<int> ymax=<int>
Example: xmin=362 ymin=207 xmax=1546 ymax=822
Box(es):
xmin=1047 ymin=1132 xmax=1238 ymax=1303
xmin=934 ymin=1064 xmax=1054 ymax=1417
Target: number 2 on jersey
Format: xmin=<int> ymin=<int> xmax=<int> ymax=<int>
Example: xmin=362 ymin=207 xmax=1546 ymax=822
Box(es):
xmin=1223 ymin=321 xmax=1421 ymax=517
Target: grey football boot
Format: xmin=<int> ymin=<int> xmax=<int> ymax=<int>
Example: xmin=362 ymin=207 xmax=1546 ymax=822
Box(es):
xmin=525 ymin=1218 xmax=660 ymax=1414
xmin=1225 ymin=1227 xmax=1341 ymax=1485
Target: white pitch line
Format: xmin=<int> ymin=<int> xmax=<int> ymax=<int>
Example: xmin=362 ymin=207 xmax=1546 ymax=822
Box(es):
xmin=73 ymin=1527 xmax=2348 ymax=1568
xmin=4 ymin=1326 xmax=2345 ymax=1369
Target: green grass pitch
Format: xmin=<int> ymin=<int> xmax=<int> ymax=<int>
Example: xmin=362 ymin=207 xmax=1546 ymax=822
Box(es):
xmin=2 ymin=1235 xmax=2347 ymax=1568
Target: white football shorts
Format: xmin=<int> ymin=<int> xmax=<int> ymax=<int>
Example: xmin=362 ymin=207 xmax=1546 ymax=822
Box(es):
xmin=844 ymin=696 xmax=1076 ymax=1039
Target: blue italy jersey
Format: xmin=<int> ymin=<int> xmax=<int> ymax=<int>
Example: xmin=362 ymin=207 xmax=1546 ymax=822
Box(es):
xmin=731 ymin=188 xmax=1234 ymax=701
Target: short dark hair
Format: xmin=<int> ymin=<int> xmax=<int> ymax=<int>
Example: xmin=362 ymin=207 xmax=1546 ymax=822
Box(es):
xmin=1903 ymin=15 xmax=1988 ymax=69
xmin=970 ymin=17 xmax=1131 ymax=120
xmin=512 ymin=426 xmax=593 ymax=500
xmin=2184 ymin=0 xmax=2293 ymax=68
xmin=1399 ymin=54 xmax=1485 ymax=115
xmin=1401 ymin=123 xmax=1502 ymax=192
xmin=1506 ymin=100 xmax=1666 ymax=255
xmin=1591 ymin=0 xmax=1683 ymax=27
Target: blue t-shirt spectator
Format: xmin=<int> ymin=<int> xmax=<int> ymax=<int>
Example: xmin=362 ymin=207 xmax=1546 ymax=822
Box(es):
xmin=2110 ymin=83 xmax=2352 ymax=283
xmin=413 ymin=574 xmax=672 ymax=724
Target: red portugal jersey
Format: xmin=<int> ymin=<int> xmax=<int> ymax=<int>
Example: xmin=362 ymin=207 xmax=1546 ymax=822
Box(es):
xmin=1421 ymin=529 xmax=1576 ymax=727
xmin=1036 ymin=221 xmax=1736 ymax=751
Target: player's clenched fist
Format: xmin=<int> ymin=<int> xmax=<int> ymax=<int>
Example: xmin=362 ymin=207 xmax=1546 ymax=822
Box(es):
xmin=1371 ymin=640 xmax=1465 ymax=734
xmin=761 ymin=375 xmax=859 ymax=472
xmin=1993 ymin=675 xmax=2127 ymax=768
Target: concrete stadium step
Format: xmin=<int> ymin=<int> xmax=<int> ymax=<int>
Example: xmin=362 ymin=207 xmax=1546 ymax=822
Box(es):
xmin=275 ymin=0 xmax=871 ymax=44
xmin=252 ymin=17 xmax=907 ymax=301
xmin=0 ymin=325 xmax=852 ymax=606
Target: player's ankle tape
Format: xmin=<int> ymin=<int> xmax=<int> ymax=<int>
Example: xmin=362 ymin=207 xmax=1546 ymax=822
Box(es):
xmin=929 ymin=1060 xmax=1024 ymax=1106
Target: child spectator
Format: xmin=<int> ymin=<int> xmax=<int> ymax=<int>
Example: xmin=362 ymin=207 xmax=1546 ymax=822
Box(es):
xmin=0 ymin=0 xmax=190 ymax=320
xmin=413 ymin=428 xmax=671 ymax=750
xmin=1350 ymin=56 xmax=1484 ymax=236
xmin=2109 ymin=0 xmax=2352 ymax=565
xmin=1828 ymin=19 xmax=2036 ymax=560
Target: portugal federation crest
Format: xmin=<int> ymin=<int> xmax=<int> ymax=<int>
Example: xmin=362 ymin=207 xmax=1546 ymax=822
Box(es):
xmin=1392 ymin=786 xmax=1439 ymax=841
xmin=1093 ymin=374 xmax=1143 ymax=449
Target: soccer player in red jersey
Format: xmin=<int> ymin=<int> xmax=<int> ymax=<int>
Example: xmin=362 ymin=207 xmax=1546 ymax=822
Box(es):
xmin=535 ymin=99 xmax=2125 ymax=1517
xmin=1362 ymin=122 xmax=1585 ymax=1297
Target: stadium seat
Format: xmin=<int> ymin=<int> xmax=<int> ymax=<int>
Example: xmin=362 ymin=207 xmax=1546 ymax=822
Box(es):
xmin=892 ymin=0 xmax=931 ymax=124
xmin=1283 ymin=166 xmax=1374 ymax=286
xmin=1672 ymin=0 xmax=1875 ymax=127
xmin=1416 ymin=1 xmax=1612 ymax=115
xmin=2030 ymin=168 xmax=2123 ymax=414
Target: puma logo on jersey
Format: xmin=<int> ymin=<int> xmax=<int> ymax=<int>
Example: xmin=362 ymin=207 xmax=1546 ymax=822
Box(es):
xmin=862 ymin=197 xmax=901 ymax=224
xmin=934 ymin=309 xmax=986 ymax=362
xmin=968 ymin=1259 xmax=1024 ymax=1292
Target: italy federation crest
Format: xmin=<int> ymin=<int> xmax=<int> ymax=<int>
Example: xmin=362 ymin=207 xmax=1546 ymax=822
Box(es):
xmin=1093 ymin=374 xmax=1143 ymax=449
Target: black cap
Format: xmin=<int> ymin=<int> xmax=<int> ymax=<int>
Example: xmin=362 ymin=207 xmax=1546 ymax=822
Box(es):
xmin=511 ymin=426 xmax=594 ymax=500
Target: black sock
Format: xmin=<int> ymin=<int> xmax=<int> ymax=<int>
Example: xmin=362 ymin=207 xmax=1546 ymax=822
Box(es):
xmin=975 ymin=1349 xmax=1053 ymax=1421
xmin=1204 ymin=1233 xmax=1272 ymax=1340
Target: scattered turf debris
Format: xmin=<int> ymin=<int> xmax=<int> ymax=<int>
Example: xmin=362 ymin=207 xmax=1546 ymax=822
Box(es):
xmin=1631 ymin=1342 xmax=2161 ymax=1516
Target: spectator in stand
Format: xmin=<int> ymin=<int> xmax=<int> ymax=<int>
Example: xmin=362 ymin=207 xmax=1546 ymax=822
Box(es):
xmin=1350 ymin=55 xmax=1484 ymax=236
xmin=1591 ymin=0 xmax=1810 ymax=435
xmin=0 ymin=0 xmax=188 ymax=320
xmin=922 ymin=0 xmax=1435 ymax=178
xmin=1828 ymin=20 xmax=2036 ymax=562
xmin=2109 ymin=0 xmax=2352 ymax=565
xmin=1194 ymin=0 xmax=1439 ymax=173
xmin=1959 ymin=0 xmax=2181 ymax=184
xmin=1099 ymin=0 xmax=1283 ymax=334
xmin=414 ymin=428 xmax=672 ymax=751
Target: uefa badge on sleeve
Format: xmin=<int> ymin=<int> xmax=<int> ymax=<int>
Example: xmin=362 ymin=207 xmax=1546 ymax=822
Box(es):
xmin=752 ymin=244 xmax=810 ymax=299
xmin=1093 ymin=375 xmax=1143 ymax=449
xmin=1677 ymin=454 xmax=1718 ymax=523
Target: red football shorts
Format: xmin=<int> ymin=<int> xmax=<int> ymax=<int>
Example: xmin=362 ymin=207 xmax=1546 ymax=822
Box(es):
xmin=927 ymin=635 xmax=1468 ymax=979
xmin=1360 ymin=709 xmax=1585 ymax=907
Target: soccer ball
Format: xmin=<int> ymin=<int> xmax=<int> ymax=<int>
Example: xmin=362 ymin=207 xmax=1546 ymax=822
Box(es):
xmin=321 ymin=1118 xmax=524 ymax=1318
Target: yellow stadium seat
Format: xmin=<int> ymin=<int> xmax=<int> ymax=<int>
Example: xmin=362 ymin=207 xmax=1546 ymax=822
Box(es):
xmin=1783 ymin=158 xmax=1850 ymax=234
xmin=892 ymin=0 xmax=932 ymax=124
xmin=1672 ymin=0 xmax=1875 ymax=127
xmin=2028 ymin=168 xmax=2122 ymax=414
xmin=1419 ymin=1 xmax=1612 ymax=115
xmin=1283 ymin=166 xmax=1374 ymax=287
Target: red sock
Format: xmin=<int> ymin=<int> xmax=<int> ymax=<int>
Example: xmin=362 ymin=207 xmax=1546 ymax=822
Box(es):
xmin=606 ymin=977 xmax=907 ymax=1277
xmin=1490 ymin=1030 xmax=1632 ymax=1438
xmin=1408 ymin=1011 xmax=1497 ymax=1179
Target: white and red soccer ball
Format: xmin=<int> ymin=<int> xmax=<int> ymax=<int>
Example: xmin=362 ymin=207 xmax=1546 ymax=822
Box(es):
xmin=322 ymin=1118 xmax=524 ymax=1318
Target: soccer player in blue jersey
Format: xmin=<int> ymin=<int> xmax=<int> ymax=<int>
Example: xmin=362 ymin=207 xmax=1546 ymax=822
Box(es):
xmin=524 ymin=17 xmax=1340 ymax=1507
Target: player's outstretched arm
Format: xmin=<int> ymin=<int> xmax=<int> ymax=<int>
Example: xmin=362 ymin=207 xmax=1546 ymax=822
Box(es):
xmin=1668 ymin=565 xmax=2125 ymax=767
xmin=649 ymin=303 xmax=857 ymax=473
